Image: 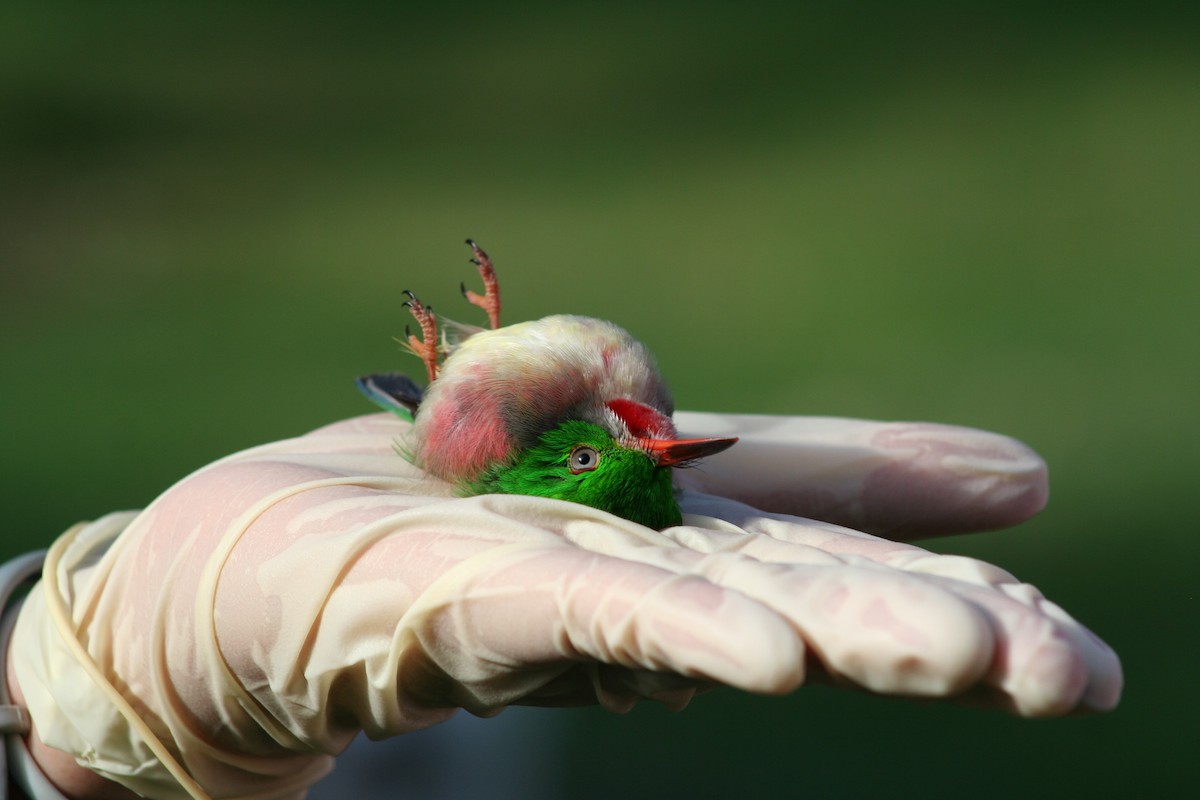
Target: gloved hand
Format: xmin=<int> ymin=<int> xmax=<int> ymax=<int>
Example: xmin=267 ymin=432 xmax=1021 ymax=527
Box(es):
xmin=9 ymin=413 xmax=1121 ymax=800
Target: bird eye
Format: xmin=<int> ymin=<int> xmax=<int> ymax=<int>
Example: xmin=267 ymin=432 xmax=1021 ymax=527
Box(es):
xmin=569 ymin=445 xmax=600 ymax=474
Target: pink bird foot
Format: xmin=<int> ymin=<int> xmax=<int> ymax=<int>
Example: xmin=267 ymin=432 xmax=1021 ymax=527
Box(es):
xmin=461 ymin=238 xmax=501 ymax=330
xmin=402 ymin=290 xmax=440 ymax=383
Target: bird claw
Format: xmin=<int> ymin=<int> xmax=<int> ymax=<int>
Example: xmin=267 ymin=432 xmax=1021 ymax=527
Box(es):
xmin=462 ymin=239 xmax=501 ymax=330
xmin=402 ymin=291 xmax=440 ymax=383
xmin=396 ymin=242 xmax=502 ymax=383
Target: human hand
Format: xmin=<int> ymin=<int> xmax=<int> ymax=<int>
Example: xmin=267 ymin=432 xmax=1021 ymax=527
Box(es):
xmin=11 ymin=413 xmax=1120 ymax=800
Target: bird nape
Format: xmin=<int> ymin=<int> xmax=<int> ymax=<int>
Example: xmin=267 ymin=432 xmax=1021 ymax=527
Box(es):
xmin=357 ymin=239 xmax=737 ymax=530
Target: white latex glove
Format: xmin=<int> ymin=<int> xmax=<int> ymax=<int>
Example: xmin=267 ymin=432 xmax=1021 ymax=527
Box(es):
xmin=9 ymin=413 xmax=1122 ymax=800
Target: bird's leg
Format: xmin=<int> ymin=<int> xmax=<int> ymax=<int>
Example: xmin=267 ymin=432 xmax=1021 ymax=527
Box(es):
xmin=402 ymin=290 xmax=440 ymax=383
xmin=461 ymin=238 xmax=501 ymax=330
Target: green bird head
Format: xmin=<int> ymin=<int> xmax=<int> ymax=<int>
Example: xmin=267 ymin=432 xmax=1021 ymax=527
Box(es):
xmin=465 ymin=417 xmax=734 ymax=529
xmin=358 ymin=241 xmax=737 ymax=529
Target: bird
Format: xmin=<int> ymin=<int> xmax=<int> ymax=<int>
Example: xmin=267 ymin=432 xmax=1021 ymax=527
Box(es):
xmin=357 ymin=240 xmax=737 ymax=530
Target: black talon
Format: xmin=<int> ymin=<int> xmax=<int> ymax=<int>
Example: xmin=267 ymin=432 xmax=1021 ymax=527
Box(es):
xmin=469 ymin=258 xmax=480 ymax=266
xmin=465 ymin=238 xmax=476 ymax=247
xmin=403 ymin=289 xmax=418 ymax=301
xmin=401 ymin=301 xmax=411 ymax=309
xmin=405 ymin=323 xmax=412 ymax=338
xmin=460 ymin=281 xmax=468 ymax=297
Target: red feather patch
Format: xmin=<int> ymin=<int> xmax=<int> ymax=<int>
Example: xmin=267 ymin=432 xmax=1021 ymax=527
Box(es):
xmin=421 ymin=365 xmax=513 ymax=478
xmin=605 ymin=398 xmax=675 ymax=441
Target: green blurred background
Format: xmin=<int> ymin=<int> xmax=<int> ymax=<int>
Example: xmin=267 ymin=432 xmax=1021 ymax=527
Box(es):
xmin=2 ymin=1 xmax=1196 ymax=797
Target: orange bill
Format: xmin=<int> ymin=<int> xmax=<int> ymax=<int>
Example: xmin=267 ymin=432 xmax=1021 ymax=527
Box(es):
xmin=643 ymin=436 xmax=739 ymax=467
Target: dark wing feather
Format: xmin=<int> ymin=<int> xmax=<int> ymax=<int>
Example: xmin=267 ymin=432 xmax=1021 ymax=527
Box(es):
xmin=356 ymin=373 xmax=424 ymax=421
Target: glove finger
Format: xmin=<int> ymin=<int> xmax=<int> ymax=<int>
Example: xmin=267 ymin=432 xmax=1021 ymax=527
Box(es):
xmin=405 ymin=543 xmax=808 ymax=713
xmin=933 ymin=580 xmax=1093 ymax=716
xmin=695 ymin=554 xmax=996 ymax=697
xmin=675 ymin=412 xmax=1047 ymax=540
xmin=998 ymin=585 xmax=1123 ymax=713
